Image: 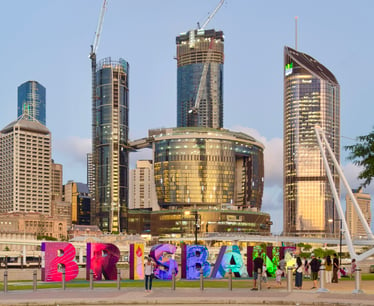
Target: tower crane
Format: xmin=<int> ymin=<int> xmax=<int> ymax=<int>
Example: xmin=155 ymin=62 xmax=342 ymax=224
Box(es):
xmin=90 ymin=0 xmax=107 ymax=223
xmin=187 ymin=0 xmax=224 ymax=127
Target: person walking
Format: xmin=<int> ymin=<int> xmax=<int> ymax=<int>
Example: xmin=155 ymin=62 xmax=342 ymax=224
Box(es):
xmin=144 ymin=257 xmax=154 ymax=293
xmin=294 ymin=257 xmax=303 ymax=290
xmin=252 ymin=254 xmax=263 ymax=290
xmin=262 ymin=263 xmax=270 ymax=289
xmin=279 ymin=257 xmax=286 ymax=277
xmin=309 ymin=253 xmax=320 ymax=289
xmin=331 ymin=253 xmax=339 ymax=283
xmin=275 ymin=265 xmax=283 ymax=287
xmin=325 ymin=255 xmax=332 ymax=283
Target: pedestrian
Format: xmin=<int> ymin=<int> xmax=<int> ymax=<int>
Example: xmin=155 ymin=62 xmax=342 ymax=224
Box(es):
xmin=262 ymin=263 xmax=270 ymax=289
xmin=294 ymin=257 xmax=303 ymax=290
xmin=303 ymin=257 xmax=310 ymax=278
xmin=275 ymin=265 xmax=283 ymax=287
xmin=331 ymin=253 xmax=339 ymax=283
xmin=252 ymin=254 xmax=263 ymax=290
xmin=279 ymin=257 xmax=286 ymax=277
xmin=350 ymin=258 xmax=357 ymax=279
xmin=309 ymin=253 xmax=320 ymax=289
xmin=144 ymin=257 xmax=154 ymax=293
xmin=325 ymin=255 xmax=332 ymax=284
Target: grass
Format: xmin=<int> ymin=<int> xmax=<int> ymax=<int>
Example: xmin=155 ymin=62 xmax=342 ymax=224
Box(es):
xmin=0 ymin=274 xmax=373 ymax=291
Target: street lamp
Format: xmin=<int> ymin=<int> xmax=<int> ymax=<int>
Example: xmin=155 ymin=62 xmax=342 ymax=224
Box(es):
xmin=328 ymin=218 xmax=342 ymax=266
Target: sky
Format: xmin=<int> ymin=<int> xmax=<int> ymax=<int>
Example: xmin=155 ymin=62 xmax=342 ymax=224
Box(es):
xmin=1 ymin=0 xmax=373 ymax=234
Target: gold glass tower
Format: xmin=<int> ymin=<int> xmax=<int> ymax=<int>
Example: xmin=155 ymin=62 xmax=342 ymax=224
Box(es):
xmin=283 ymin=46 xmax=340 ymax=236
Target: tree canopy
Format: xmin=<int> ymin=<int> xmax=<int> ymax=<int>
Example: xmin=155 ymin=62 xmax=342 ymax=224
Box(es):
xmin=345 ymin=128 xmax=374 ymax=187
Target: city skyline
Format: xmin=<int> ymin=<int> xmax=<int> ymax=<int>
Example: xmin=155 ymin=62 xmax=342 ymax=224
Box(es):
xmin=1 ymin=0 xmax=373 ymax=234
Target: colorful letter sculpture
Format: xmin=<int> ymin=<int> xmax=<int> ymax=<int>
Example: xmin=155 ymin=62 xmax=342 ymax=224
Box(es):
xmin=86 ymin=243 xmax=120 ymax=280
xmin=41 ymin=242 xmax=79 ymax=282
xmin=149 ymin=244 xmax=178 ymax=280
xmin=182 ymin=245 xmax=211 ymax=280
xmin=211 ymin=245 xmax=247 ymax=278
xmin=129 ymin=243 xmax=144 ymax=280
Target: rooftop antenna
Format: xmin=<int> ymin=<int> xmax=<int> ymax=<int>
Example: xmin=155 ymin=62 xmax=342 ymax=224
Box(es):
xmin=295 ymin=16 xmax=298 ymax=50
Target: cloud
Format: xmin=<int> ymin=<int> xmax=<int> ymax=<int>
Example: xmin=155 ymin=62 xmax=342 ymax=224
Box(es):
xmin=53 ymin=136 xmax=91 ymax=165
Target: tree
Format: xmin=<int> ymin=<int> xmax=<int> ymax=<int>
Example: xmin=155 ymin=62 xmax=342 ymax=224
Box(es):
xmin=345 ymin=128 xmax=374 ymax=188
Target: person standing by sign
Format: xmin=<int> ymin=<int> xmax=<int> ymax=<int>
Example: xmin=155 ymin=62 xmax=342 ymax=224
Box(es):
xmin=144 ymin=257 xmax=155 ymax=293
xmin=309 ymin=253 xmax=320 ymax=289
xmin=251 ymin=254 xmax=263 ymax=290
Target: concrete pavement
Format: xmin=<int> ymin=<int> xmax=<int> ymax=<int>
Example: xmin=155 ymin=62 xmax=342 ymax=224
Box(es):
xmin=1 ymin=280 xmax=374 ymax=306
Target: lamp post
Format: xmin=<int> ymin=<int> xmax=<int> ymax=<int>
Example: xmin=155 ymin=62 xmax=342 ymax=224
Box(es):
xmin=328 ymin=218 xmax=342 ymax=266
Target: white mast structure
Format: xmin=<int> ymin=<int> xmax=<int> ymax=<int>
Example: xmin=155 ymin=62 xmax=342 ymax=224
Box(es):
xmin=315 ymin=125 xmax=374 ymax=262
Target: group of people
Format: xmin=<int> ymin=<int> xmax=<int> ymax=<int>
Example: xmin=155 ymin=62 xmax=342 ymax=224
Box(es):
xmin=252 ymin=252 xmax=352 ymax=290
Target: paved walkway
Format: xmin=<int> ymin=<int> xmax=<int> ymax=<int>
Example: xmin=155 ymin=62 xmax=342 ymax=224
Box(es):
xmin=0 ymin=280 xmax=373 ymax=306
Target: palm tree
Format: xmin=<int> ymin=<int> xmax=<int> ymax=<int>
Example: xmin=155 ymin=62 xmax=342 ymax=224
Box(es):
xmin=345 ymin=127 xmax=374 ymax=187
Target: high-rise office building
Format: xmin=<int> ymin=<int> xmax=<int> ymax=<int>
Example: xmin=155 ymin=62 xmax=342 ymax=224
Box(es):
xmin=129 ymin=160 xmax=159 ymax=211
xmin=346 ymin=188 xmax=371 ymax=239
xmin=17 ymin=81 xmax=46 ymax=125
xmin=64 ymin=181 xmax=91 ymax=226
xmin=283 ymin=46 xmax=340 ymax=236
xmin=93 ymin=57 xmax=129 ymax=233
xmin=0 ymin=117 xmax=51 ymax=215
xmin=176 ymin=29 xmax=224 ymax=129
xmin=51 ymin=161 xmax=63 ymax=201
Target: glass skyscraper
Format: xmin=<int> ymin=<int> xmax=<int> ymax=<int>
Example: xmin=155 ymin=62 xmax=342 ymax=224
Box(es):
xmin=94 ymin=58 xmax=129 ymax=233
xmin=283 ymin=46 xmax=340 ymax=236
xmin=17 ymin=81 xmax=46 ymax=126
xmin=176 ymin=29 xmax=224 ymax=128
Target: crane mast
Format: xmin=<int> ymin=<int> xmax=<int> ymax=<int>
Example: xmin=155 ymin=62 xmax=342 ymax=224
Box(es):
xmin=90 ymin=0 xmax=107 ymax=226
xmin=187 ymin=0 xmax=224 ymax=127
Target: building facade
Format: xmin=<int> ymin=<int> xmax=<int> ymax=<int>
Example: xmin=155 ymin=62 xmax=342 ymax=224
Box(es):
xmin=0 ymin=212 xmax=67 ymax=241
xmin=51 ymin=161 xmax=63 ymax=201
xmin=148 ymin=127 xmax=264 ymax=211
xmin=87 ymin=153 xmax=94 ymax=195
xmin=346 ymin=188 xmax=371 ymax=239
xmin=0 ymin=118 xmax=51 ymax=215
xmin=283 ymin=46 xmax=340 ymax=236
xmin=176 ymin=29 xmax=224 ymax=129
xmin=64 ymin=181 xmax=91 ymax=225
xmin=94 ymin=58 xmax=130 ymax=233
xmin=129 ymin=160 xmax=159 ymax=210
xmin=17 ymin=81 xmax=46 ymax=125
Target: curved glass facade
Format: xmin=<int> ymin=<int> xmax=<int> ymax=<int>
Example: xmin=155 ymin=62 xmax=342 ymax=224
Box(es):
xmin=283 ymin=46 xmax=340 ymax=236
xmin=151 ymin=127 xmax=264 ymax=211
xmin=176 ymin=30 xmax=224 ymax=129
xmin=95 ymin=58 xmax=129 ymax=233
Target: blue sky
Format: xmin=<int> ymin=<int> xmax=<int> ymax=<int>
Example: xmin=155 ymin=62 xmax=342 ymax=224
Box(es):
xmin=1 ymin=0 xmax=373 ymax=234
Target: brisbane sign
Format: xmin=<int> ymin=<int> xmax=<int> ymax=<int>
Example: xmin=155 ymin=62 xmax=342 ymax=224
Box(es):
xmin=41 ymin=242 xmax=295 ymax=282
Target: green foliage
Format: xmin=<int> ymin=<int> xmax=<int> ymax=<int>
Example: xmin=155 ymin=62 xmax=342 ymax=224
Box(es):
xmin=345 ymin=128 xmax=374 ymax=187
xmin=3 ymin=246 xmax=10 ymax=251
xmin=37 ymin=235 xmax=58 ymax=241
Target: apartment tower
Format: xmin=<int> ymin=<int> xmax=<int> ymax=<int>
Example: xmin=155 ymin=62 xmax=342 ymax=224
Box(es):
xmin=283 ymin=46 xmax=340 ymax=236
xmin=176 ymin=29 xmax=224 ymax=128
xmin=93 ymin=58 xmax=129 ymax=233
xmin=346 ymin=188 xmax=371 ymax=239
xmin=17 ymin=81 xmax=46 ymax=126
xmin=0 ymin=117 xmax=51 ymax=214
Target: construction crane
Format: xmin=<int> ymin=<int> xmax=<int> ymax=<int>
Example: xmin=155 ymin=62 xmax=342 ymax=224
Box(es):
xmin=89 ymin=0 xmax=107 ymax=220
xmin=187 ymin=0 xmax=224 ymax=127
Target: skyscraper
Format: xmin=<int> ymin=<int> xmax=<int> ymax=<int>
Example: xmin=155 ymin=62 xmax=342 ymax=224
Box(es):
xmin=129 ymin=160 xmax=159 ymax=211
xmin=0 ymin=117 xmax=51 ymax=215
xmin=93 ymin=57 xmax=129 ymax=233
xmin=176 ymin=29 xmax=224 ymax=128
xmin=283 ymin=46 xmax=340 ymax=236
xmin=346 ymin=188 xmax=371 ymax=239
xmin=17 ymin=81 xmax=46 ymax=125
